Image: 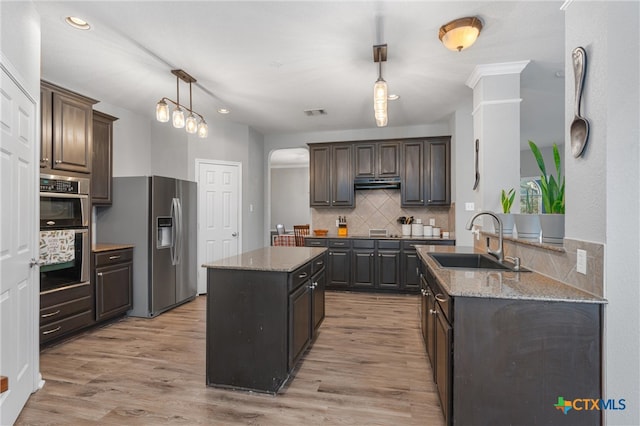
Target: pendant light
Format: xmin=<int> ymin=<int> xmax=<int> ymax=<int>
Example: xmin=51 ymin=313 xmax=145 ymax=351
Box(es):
xmin=155 ymin=69 xmax=208 ymax=138
xmin=373 ymin=44 xmax=388 ymax=127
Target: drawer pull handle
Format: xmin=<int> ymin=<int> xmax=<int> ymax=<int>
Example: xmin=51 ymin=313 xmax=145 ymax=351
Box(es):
xmin=298 ymin=272 xmax=308 ymax=279
xmin=108 ymin=255 xmax=121 ymax=260
xmin=435 ymin=294 xmax=447 ymax=303
xmin=41 ymin=310 xmax=60 ymax=318
xmin=42 ymin=326 xmax=61 ymax=335
xmin=97 ymin=272 xmax=103 ymax=277
xmin=334 ymin=243 xmax=345 ymax=246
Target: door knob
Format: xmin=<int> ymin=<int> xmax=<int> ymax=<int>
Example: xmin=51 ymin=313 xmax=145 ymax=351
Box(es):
xmin=29 ymin=258 xmax=42 ymax=268
xmin=232 ymin=232 xmax=238 ymax=237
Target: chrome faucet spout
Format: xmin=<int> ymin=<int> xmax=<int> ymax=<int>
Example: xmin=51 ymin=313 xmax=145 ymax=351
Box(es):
xmin=465 ymin=211 xmax=504 ymax=263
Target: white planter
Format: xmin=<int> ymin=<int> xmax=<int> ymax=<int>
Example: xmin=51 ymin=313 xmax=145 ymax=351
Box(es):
xmin=497 ymin=213 xmax=515 ymax=235
xmin=514 ymin=214 xmax=541 ymax=240
xmin=539 ymin=214 xmax=565 ymax=244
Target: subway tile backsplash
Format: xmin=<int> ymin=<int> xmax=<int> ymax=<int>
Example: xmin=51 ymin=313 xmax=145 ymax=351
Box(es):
xmin=311 ymin=189 xmax=453 ymax=236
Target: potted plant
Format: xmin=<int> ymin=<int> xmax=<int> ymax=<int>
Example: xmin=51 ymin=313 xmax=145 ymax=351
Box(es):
xmin=529 ymin=140 xmax=565 ymax=243
xmin=497 ymin=188 xmax=515 ymax=234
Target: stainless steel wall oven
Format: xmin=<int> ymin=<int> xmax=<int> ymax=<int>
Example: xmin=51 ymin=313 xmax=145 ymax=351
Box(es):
xmin=39 ymin=174 xmax=90 ymax=293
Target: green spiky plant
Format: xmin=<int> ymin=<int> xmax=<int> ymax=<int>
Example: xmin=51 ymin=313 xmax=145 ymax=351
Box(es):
xmin=500 ymin=188 xmax=515 ymax=214
xmin=528 ymin=141 xmax=565 ymax=214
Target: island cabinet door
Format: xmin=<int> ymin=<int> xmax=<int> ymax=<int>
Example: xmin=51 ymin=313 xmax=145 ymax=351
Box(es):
xmin=288 ymin=281 xmax=312 ymax=370
xmin=311 ymin=267 xmax=326 ymax=337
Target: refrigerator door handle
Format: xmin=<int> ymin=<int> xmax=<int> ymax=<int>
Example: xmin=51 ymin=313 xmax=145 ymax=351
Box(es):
xmin=175 ymin=198 xmax=183 ymax=266
xmin=170 ymin=198 xmax=179 ymax=266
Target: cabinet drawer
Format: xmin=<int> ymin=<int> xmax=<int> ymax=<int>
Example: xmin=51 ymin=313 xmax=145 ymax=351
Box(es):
xmin=40 ymin=281 xmax=92 ymax=309
xmin=328 ymin=239 xmax=351 ymax=248
xmin=40 ymin=293 xmax=93 ymax=326
xmin=305 ymin=238 xmax=327 ymax=247
xmin=289 ymin=263 xmax=312 ymax=292
xmin=311 ymin=254 xmax=326 ymax=274
xmin=352 ymin=239 xmax=374 ymax=249
xmin=95 ymin=248 xmax=133 ymax=267
xmin=378 ymin=240 xmax=401 ymax=250
xmin=40 ymin=310 xmax=93 ymax=344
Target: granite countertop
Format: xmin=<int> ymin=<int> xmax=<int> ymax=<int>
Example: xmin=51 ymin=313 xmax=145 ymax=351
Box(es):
xmin=203 ymin=246 xmax=327 ymax=272
xmin=92 ymin=243 xmax=135 ymax=253
xmin=306 ymin=234 xmax=456 ymax=242
xmin=416 ymin=245 xmax=606 ymax=304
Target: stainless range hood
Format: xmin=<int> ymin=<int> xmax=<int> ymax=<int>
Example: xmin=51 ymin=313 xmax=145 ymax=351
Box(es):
xmin=354 ymin=177 xmax=401 ymax=190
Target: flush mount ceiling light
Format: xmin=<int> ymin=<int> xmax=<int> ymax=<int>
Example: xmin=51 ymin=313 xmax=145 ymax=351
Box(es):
xmin=373 ymin=44 xmax=388 ymax=127
xmin=439 ymin=16 xmax=483 ymax=52
xmin=156 ymin=69 xmax=208 ymax=138
xmin=65 ymin=16 xmax=91 ymax=30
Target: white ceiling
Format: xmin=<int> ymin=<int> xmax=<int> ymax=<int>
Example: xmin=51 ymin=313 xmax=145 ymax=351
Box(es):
xmin=35 ymin=1 xmax=566 ymax=148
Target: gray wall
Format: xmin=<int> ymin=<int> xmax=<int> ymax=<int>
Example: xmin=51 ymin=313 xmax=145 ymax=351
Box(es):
xmin=450 ymin=100 xmax=474 ymax=247
xmin=270 ymin=167 xmax=311 ymax=230
xmin=566 ymin=3 xmax=639 ymax=425
xmin=93 ymin=101 xmax=152 ymax=177
xmin=1 ymin=1 xmax=41 ymax=97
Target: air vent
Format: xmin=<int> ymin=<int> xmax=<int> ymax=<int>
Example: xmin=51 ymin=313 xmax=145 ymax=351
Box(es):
xmin=303 ymin=108 xmax=327 ymax=117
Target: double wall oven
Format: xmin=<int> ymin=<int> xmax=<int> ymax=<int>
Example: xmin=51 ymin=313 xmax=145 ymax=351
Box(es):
xmin=39 ymin=174 xmax=90 ymax=293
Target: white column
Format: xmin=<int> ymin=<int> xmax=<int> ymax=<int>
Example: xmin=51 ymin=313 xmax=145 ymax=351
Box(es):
xmin=466 ymin=61 xmax=529 ymax=228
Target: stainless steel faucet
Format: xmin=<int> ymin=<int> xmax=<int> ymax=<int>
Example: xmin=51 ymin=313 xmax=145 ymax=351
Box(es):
xmin=465 ymin=211 xmax=504 ymax=263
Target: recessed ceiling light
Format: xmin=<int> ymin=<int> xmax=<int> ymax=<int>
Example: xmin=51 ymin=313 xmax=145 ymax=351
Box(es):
xmin=388 ymin=94 xmax=400 ymax=101
xmin=217 ymin=108 xmax=230 ymax=114
xmin=65 ymin=16 xmax=91 ymax=30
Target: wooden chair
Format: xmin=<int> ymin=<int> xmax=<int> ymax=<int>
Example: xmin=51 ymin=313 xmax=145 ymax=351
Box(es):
xmin=293 ymin=224 xmax=310 ymax=247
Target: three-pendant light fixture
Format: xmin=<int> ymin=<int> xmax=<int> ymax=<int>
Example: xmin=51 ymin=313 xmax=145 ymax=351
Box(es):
xmin=155 ymin=69 xmax=208 ymax=138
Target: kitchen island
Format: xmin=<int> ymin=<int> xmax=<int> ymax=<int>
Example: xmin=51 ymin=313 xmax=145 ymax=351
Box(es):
xmin=416 ymin=245 xmax=605 ymax=426
xmin=203 ymin=246 xmax=327 ymax=394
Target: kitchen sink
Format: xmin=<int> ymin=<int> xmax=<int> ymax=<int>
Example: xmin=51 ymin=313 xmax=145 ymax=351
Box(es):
xmin=429 ymin=253 xmax=529 ymax=272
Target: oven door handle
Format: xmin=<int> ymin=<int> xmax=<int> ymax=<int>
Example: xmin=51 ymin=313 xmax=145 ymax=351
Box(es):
xmin=39 ymin=192 xmax=88 ymax=199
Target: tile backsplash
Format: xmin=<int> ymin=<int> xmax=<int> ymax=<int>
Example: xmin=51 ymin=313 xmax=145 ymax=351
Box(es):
xmin=311 ymin=189 xmax=453 ymax=236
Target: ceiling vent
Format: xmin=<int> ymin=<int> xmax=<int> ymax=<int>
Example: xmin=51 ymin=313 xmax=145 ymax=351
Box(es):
xmin=303 ymin=108 xmax=327 ymax=117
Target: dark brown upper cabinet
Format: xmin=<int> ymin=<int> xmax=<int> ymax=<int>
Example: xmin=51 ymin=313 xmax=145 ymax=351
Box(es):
xmin=41 ymin=81 xmax=98 ymax=175
xmin=309 ymin=143 xmax=354 ymax=208
xmin=91 ymin=111 xmax=118 ymax=205
xmin=401 ymin=137 xmax=451 ymax=207
xmin=425 ymin=137 xmax=451 ymax=206
xmin=354 ymin=141 xmax=400 ymax=179
xmin=401 ymin=141 xmax=425 ymax=206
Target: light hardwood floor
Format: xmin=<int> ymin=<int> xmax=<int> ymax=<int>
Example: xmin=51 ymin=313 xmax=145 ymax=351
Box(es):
xmin=16 ymin=292 xmax=445 ymax=425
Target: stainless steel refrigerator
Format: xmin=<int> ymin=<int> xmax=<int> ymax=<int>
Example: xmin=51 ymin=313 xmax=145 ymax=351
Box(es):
xmin=96 ymin=176 xmax=197 ymax=317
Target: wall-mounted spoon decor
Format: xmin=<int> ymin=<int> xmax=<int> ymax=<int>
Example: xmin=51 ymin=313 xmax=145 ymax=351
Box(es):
xmin=570 ymin=46 xmax=589 ymax=158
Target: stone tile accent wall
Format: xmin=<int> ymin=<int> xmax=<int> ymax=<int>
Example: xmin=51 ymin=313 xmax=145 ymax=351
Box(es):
xmin=311 ymin=189 xmax=453 ymax=236
xmin=477 ymin=233 xmax=604 ymax=297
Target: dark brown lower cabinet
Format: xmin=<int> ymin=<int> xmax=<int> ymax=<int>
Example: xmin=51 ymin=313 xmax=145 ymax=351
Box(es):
xmin=94 ymin=248 xmax=133 ymax=322
xmin=289 ymin=281 xmax=312 ymax=369
xmin=421 ymin=262 xmax=603 ymax=426
xmin=434 ymin=303 xmax=452 ymax=426
xmin=328 ymin=248 xmax=350 ymax=288
xmin=206 ymin=253 xmax=325 ymax=394
xmin=311 ymin=266 xmax=326 ymax=337
xmin=40 ymin=282 xmax=94 ymax=345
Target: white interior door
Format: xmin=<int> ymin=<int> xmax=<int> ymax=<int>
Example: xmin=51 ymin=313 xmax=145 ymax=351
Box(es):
xmin=0 ymin=60 xmax=39 ymax=425
xmin=196 ymin=160 xmax=241 ymax=294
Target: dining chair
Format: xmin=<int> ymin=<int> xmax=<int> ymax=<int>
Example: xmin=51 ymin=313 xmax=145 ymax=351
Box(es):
xmin=293 ymin=224 xmax=310 ymax=247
